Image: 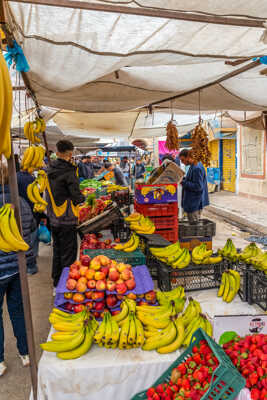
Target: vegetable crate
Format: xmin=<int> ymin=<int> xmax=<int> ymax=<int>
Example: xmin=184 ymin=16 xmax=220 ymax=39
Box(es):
xmin=179 ymin=219 xmax=216 ymax=239
xmin=83 ymin=248 xmax=146 ymax=267
xmin=222 ymin=259 xmax=250 ymax=302
xmin=157 ymin=260 xmax=223 ymax=292
xmin=248 ymin=269 xmax=267 ymax=311
xmin=132 ymin=328 xmax=245 ymax=400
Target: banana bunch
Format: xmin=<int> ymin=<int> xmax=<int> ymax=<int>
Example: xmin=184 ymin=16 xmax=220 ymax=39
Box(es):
xmin=150 ymin=242 xmax=191 ymax=269
xmin=192 ymin=243 xmax=222 ymax=265
xmin=217 ymin=269 xmax=240 ymax=303
xmin=111 ymin=299 xmax=145 ymax=349
xmin=114 ymin=233 xmax=139 ymax=252
xmin=41 ymin=308 xmax=98 ymax=359
xmin=27 ymin=179 xmax=48 ymax=213
xmin=125 ymin=212 xmax=142 ymax=223
xmin=24 ymin=118 xmax=46 ymax=144
xmin=0 ymin=203 xmax=29 ymax=253
xmin=21 ymin=145 xmax=46 ymax=173
xmin=36 ymin=170 xmax=48 ymax=193
xmin=94 ymin=311 xmax=120 ymax=349
xmin=218 ymin=239 xmax=238 ymax=261
xmin=0 ymin=50 xmax=12 ymax=159
xmin=181 ymin=299 xmax=213 ymax=346
xmin=239 ymin=243 xmax=262 ymax=264
xmin=129 ymin=215 xmax=155 ymax=235
xmin=156 ymin=287 xmax=186 ymax=314
xmin=250 ymin=251 xmax=267 ymax=271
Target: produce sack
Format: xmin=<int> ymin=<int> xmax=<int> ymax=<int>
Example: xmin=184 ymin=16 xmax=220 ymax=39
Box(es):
xmin=38 ymin=222 xmax=51 ymax=243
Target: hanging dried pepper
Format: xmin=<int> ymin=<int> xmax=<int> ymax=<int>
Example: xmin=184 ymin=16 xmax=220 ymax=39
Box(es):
xmin=191 ymin=123 xmax=211 ymax=167
xmin=166 ymin=120 xmax=179 ymax=151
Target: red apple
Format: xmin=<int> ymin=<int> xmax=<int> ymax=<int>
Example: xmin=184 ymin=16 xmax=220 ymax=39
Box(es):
xmin=68 ymin=269 xmax=81 ymax=280
xmin=138 ymin=300 xmax=148 ymax=306
xmin=87 ymin=279 xmax=96 ymax=289
xmin=64 ymin=302 xmax=74 ymax=312
xmin=127 ymin=293 xmax=137 ymax=300
xmin=114 ymin=238 xmax=120 ymax=243
xmin=97 ymin=255 xmax=110 ymax=266
xmin=104 ymin=239 xmax=112 ymax=245
xmin=95 ymin=301 xmax=105 ymax=311
xmin=121 ymin=268 xmax=131 ymax=281
xmin=100 ymin=266 xmax=109 ymax=277
xmin=116 ymin=279 xmax=124 ymax=285
xmin=125 ymin=278 xmax=136 ymax=291
xmin=145 ymin=290 xmax=156 ymax=302
xmin=116 ymin=282 xmax=127 ymax=295
xmin=76 ymin=281 xmax=87 ymax=293
xmin=117 ymin=263 xmax=127 ymax=273
xmin=93 ymin=311 xmax=100 ymax=319
xmin=96 ymin=280 xmax=106 ymax=291
xmin=85 ymin=269 xmax=95 ymax=280
xmin=73 ymin=293 xmax=85 ymax=303
xmin=95 ymin=271 xmax=105 ymax=281
xmin=80 ymin=255 xmax=91 ymax=267
xmin=74 ymin=304 xmax=85 ymax=313
xmin=109 ymin=267 xmax=120 ymax=282
xmin=90 ymin=257 xmax=101 ymax=271
xmin=78 ymin=277 xmax=87 ymax=285
xmin=85 ymin=301 xmax=93 ymax=310
xmin=66 ymin=278 xmax=77 ymax=291
xmin=106 ymin=294 xmax=117 ymax=308
xmin=79 ymin=266 xmax=89 ymax=277
xmin=125 ymin=264 xmax=132 ymax=270
xmin=72 ymin=261 xmax=81 ymax=268
xmin=116 ymin=295 xmax=124 ymax=300
xmin=106 ymin=280 xmax=116 ymax=291
xmin=92 ymin=291 xmax=105 ymax=301
xmin=64 ymin=292 xmax=73 ymax=299
xmin=85 ymin=291 xmax=93 ymax=299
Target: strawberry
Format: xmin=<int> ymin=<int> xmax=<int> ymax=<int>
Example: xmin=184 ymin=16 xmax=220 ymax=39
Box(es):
xmin=251 ymin=388 xmax=260 ymax=400
xmin=147 ymin=388 xmax=156 ymax=397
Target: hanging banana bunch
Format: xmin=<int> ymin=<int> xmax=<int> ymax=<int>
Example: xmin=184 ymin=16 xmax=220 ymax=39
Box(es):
xmin=21 ymin=145 xmax=45 ymax=173
xmin=0 ymin=51 xmax=12 ymax=159
xmin=27 ymin=179 xmax=48 ymax=213
xmin=24 ymin=118 xmax=46 ymax=145
xmin=165 ymin=120 xmax=179 ymax=151
xmin=191 ymin=123 xmax=211 ymax=167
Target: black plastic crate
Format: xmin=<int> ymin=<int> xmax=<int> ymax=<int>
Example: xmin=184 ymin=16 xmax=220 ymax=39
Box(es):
xmin=111 ymin=219 xmax=131 ymax=243
xmin=248 ymin=269 xmax=267 ymax=311
xmin=179 ymin=218 xmax=216 ymax=239
xmin=145 ymin=251 xmax=159 ymax=280
xmin=222 ymin=259 xmax=250 ymax=302
xmin=157 ymin=260 xmax=223 ymax=292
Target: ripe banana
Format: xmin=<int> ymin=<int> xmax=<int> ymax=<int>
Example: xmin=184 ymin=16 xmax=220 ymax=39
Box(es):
xmin=41 ymin=328 xmax=85 ymax=352
xmin=222 ymin=272 xmax=230 ymax=302
xmin=218 ymin=272 xmax=227 ymax=297
xmin=57 ymin=326 xmax=94 ymax=360
xmin=0 ymin=204 xmax=29 ymax=252
xmin=157 ymin=317 xmax=184 ymax=354
xmin=111 ymin=301 xmax=129 ymax=323
xmin=0 ymin=50 xmax=12 ymax=159
xmin=142 ymin=320 xmax=177 ymax=351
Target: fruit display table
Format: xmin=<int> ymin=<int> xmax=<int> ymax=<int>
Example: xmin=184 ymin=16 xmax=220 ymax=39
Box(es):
xmin=32 ymin=289 xmax=260 ymax=400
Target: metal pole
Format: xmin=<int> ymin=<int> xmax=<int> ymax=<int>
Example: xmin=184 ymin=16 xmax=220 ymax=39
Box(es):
xmin=7 ymin=144 xmax=38 ymax=400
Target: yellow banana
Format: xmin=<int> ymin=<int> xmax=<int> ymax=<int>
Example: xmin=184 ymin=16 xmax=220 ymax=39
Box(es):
xmin=222 ymin=272 xmax=230 ymax=302
xmin=142 ymin=321 xmax=177 ymax=351
xmin=40 ymin=328 xmax=85 ymax=352
xmin=157 ymin=317 xmax=184 ymax=354
xmin=112 ymin=301 xmax=129 ymax=323
xmin=225 ymin=272 xmax=237 ymax=303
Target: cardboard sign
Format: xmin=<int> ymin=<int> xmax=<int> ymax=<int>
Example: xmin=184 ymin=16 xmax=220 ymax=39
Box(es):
xmin=213 ymin=314 xmax=267 ymax=343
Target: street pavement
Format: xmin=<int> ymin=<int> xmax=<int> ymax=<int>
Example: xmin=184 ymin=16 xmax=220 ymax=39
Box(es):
xmin=0 ymin=211 xmax=262 ymax=400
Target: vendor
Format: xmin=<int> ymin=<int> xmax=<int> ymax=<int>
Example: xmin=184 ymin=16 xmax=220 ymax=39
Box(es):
xmin=179 ymin=149 xmax=209 ymax=224
xmin=103 ymin=162 xmax=128 ymax=186
xmin=133 ymin=158 xmax=145 ymax=180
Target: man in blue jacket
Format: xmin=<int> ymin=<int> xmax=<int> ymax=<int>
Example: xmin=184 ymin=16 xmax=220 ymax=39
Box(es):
xmin=179 ymin=149 xmax=209 ymax=224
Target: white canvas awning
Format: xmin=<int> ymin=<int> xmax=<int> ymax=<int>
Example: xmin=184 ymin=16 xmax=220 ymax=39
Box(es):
xmin=5 ymin=0 xmax=267 ymax=113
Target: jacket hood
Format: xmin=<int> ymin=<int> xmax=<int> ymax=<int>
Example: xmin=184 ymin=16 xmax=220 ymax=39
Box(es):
xmin=47 ymin=159 xmax=76 ymax=179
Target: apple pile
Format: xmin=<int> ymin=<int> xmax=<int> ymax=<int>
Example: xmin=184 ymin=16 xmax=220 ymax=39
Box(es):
xmin=80 ymin=233 xmax=118 ymax=255
xmin=66 ymin=255 xmax=136 ymax=295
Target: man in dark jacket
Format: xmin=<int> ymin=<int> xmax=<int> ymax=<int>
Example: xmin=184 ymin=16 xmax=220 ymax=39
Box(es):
xmin=85 ymin=156 xmax=95 ymax=179
xmin=46 ymin=140 xmax=85 ymax=291
xmin=179 ymin=149 xmax=209 ymax=224
xmin=78 ymin=156 xmax=89 ymax=180
xmin=133 ymin=158 xmax=146 ymax=180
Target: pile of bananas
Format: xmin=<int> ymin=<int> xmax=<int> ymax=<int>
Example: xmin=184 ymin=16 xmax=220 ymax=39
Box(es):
xmin=218 ymin=239 xmax=238 ymax=261
xmin=125 ymin=212 xmax=142 ymax=223
xmin=21 ymin=145 xmax=46 ymax=173
xmin=27 ymin=173 xmax=48 ymax=213
xmin=156 ymin=287 xmax=186 ymax=313
xmin=0 ymin=51 xmax=12 ymax=159
xmin=150 ymin=242 xmax=191 ymax=269
xmin=239 ymin=243 xmax=262 ymax=264
xmin=114 ymin=233 xmax=139 ymax=252
xmin=94 ymin=311 xmax=121 ymax=349
xmin=217 ymin=269 xmax=240 ymax=303
xmin=109 ymin=298 xmax=145 ymax=350
xmin=250 ymin=251 xmax=267 ymax=272
xmin=129 ymin=215 xmax=155 ymax=235
xmin=192 ymin=243 xmax=222 ymax=265
xmin=0 ymin=204 xmax=29 ymax=253
xmin=41 ymin=309 xmax=97 ymax=359
xmin=181 ymin=298 xmax=213 ymax=347
xmin=107 ymin=184 xmax=128 ymax=193
xmin=24 ymin=118 xmax=46 ymax=144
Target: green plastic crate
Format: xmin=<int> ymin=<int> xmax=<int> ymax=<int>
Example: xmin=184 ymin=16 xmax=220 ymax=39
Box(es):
xmin=131 ymin=328 xmax=245 ymax=400
xmin=83 ymin=248 xmax=146 ymax=266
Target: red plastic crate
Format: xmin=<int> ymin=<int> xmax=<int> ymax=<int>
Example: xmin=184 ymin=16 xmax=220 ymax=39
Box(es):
xmin=155 ymin=228 xmax=178 ymax=243
xmin=134 ymin=201 xmax=178 ymax=217
xmin=150 ymin=215 xmax=178 ymax=229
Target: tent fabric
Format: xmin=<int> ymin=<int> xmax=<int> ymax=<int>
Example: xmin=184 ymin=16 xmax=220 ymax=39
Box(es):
xmin=5 ymin=1 xmax=267 ymax=113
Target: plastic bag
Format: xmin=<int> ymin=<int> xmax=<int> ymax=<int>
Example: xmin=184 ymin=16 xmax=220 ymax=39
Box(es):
xmin=38 ymin=222 xmax=51 ymax=244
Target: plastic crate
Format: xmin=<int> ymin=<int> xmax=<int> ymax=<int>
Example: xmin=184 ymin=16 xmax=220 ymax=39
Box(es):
xmin=111 ymin=219 xmax=131 ymax=243
xmin=180 ymin=236 xmax=212 ymax=251
xmin=149 ymin=215 xmax=178 ymax=229
xmin=83 ymin=248 xmax=146 ymax=267
xmin=155 ymin=228 xmax=178 ymax=243
xmin=135 ymin=201 xmax=178 ymax=217
xmin=157 ymin=259 xmax=222 ymax=292
xmin=248 ymin=269 xmax=267 ymax=311
xmin=135 ymin=183 xmax=177 ymax=204
xmin=132 ymin=328 xmax=245 ymax=400
xmin=77 ymin=203 xmax=122 ymax=235
xmin=179 ymin=219 xmax=216 ymax=238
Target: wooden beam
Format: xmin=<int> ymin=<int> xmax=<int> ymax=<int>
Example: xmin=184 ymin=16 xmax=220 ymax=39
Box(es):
xmin=147 ymin=59 xmax=261 ymax=107
xmin=6 ymin=0 xmax=266 ymax=28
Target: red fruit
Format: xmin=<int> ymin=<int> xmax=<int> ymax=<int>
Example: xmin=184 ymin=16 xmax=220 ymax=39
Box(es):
xmin=106 ymin=280 xmax=116 ymax=291
xmin=106 ymin=294 xmax=117 ymax=308
xmin=111 ymin=310 xmax=120 ymax=316
xmin=95 ymin=280 xmax=106 ymax=291
xmin=125 ymin=278 xmax=136 ymax=290
xmin=95 ymin=271 xmax=105 ymax=281
xmin=145 ymin=290 xmax=156 ymax=302
xmin=85 ymin=269 xmax=95 ymax=280
xmin=95 ymin=301 xmax=105 ymax=311
xmin=66 ymin=278 xmax=77 ymax=291
xmin=64 ymin=302 xmax=74 ymax=312
xmin=251 ymin=388 xmax=260 ymax=400
xmin=116 ymin=282 xmax=127 ymax=295
xmin=92 ymin=291 xmax=105 ymax=301
xmin=85 ymin=291 xmax=93 ymax=299
xmin=64 ymin=292 xmax=73 ymax=299
xmin=109 ymin=268 xmax=120 ymax=282
xmin=93 ymin=311 xmax=100 ymax=318
xmin=121 ymin=268 xmax=131 ymax=281
xmin=100 ymin=266 xmax=109 ymax=277
xmin=68 ymin=269 xmax=81 ymax=280
xmin=85 ymin=301 xmax=93 ymax=310
xmin=73 ymin=304 xmax=85 ymax=313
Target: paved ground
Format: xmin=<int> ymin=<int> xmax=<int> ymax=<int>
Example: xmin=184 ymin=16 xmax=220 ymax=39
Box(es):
xmin=0 ymin=213 xmax=259 ymax=400
xmin=207 ymin=192 xmax=267 ymax=235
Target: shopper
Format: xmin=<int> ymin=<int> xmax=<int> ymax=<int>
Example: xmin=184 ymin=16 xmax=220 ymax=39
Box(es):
xmin=179 ymin=149 xmax=209 ymax=224
xmin=0 ymin=162 xmax=35 ymax=376
xmin=78 ymin=156 xmax=89 ymax=180
xmin=133 ymin=158 xmax=145 ymax=180
xmin=120 ymin=156 xmax=130 ymax=183
xmin=16 ymin=169 xmax=39 ymax=275
xmin=103 ymin=162 xmax=128 ymax=186
xmin=46 ymin=140 xmax=85 ymax=293
xmin=85 ymin=156 xmax=95 ymax=179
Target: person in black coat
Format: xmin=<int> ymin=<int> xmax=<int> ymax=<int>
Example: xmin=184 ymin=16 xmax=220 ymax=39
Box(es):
xmin=0 ymin=163 xmax=36 ymax=376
